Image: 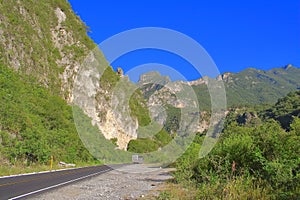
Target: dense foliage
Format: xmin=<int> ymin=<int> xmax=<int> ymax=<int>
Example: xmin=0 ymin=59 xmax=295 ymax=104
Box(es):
xmin=129 ymin=89 xmax=151 ymax=127
xmin=127 ymin=129 xmax=172 ymax=153
xmin=0 ymin=64 xmax=95 ymax=165
xmin=164 ymin=92 xmax=300 ymax=199
xmin=127 ymin=105 xmax=177 ymax=153
xmin=263 ymin=91 xmax=300 ymax=130
xmin=191 ymin=66 xmax=300 ymax=110
xmin=0 ymin=0 xmax=96 ymax=96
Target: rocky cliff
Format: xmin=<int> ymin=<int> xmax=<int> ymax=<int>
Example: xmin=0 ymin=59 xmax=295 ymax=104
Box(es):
xmin=0 ymin=0 xmax=145 ymax=150
xmin=1 ymin=1 xmax=299 ymax=151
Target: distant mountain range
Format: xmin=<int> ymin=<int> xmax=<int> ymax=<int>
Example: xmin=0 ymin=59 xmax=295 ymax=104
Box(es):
xmin=139 ymin=64 xmax=300 ymax=110
xmin=0 ymin=0 xmax=299 ymax=158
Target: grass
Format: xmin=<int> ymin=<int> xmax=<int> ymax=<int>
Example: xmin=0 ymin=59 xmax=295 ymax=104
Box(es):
xmin=142 ymin=183 xmax=198 ymax=200
xmin=0 ymin=160 xmax=102 ymax=177
xmin=0 ymin=163 xmax=60 ymax=177
xmin=142 ymin=177 xmax=273 ymax=200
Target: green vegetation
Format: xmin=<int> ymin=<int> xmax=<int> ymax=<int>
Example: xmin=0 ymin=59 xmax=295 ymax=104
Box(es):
xmin=127 ymin=105 xmax=177 ymax=153
xmin=164 ymin=105 xmax=181 ymax=134
xmin=129 ymin=89 xmax=151 ymax=127
xmin=190 ymin=66 xmax=300 ymax=110
xmin=0 ymin=0 xmax=96 ymax=96
xmin=72 ymin=106 xmax=132 ymax=164
xmin=263 ymin=91 xmax=300 ymax=130
xmin=154 ymin=129 xmax=172 ymax=146
xmin=127 ymin=129 xmax=173 ymax=153
xmin=1 ymin=3 xmax=299 ymax=199
xmin=223 ymin=66 xmax=300 ymax=107
xmin=158 ymin=92 xmax=300 ymax=199
xmin=97 ymin=66 xmax=151 ymax=126
xmin=0 ymin=64 xmax=97 ymax=171
xmin=99 ymin=66 xmax=120 ymax=92
xmin=127 ymin=138 xmax=159 ymax=153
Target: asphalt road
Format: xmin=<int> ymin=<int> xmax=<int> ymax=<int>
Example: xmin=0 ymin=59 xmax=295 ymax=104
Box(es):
xmin=0 ymin=165 xmax=114 ymax=200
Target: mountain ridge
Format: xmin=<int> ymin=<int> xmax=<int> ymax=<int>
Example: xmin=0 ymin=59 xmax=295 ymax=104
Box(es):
xmin=0 ymin=0 xmax=299 ymax=160
xmin=138 ymin=64 xmax=300 ymax=111
xmin=187 ymin=64 xmax=298 ymax=84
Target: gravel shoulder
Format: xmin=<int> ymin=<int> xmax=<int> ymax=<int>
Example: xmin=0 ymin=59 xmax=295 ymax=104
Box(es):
xmin=27 ymin=164 xmax=175 ymax=200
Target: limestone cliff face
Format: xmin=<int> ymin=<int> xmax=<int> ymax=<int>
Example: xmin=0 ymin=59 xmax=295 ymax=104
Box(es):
xmin=71 ymin=52 xmax=140 ymax=149
xmin=139 ymin=72 xmax=205 ymax=134
xmin=0 ymin=1 xmax=95 ymax=98
xmin=51 ymin=7 xmax=85 ymax=102
xmin=4 ymin=1 xmax=296 ymax=151
xmin=138 ymin=72 xmax=229 ymax=135
xmin=95 ymin=75 xmax=139 ymax=150
xmin=0 ymin=1 xmax=139 ymax=150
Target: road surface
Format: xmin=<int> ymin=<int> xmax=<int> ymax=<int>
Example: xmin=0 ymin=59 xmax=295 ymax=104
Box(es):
xmin=0 ymin=165 xmax=113 ymax=200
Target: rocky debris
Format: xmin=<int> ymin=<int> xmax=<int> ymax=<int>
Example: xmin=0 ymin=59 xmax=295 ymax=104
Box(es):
xmin=58 ymin=161 xmax=76 ymax=167
xmin=28 ymin=164 xmax=174 ymax=200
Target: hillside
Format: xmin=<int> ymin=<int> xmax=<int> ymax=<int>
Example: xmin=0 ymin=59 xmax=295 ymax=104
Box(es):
xmin=139 ymin=65 xmax=300 ymax=111
xmin=223 ymin=65 xmax=300 ymax=106
xmin=0 ymin=64 xmax=95 ymax=166
xmin=0 ymin=0 xmax=299 ymax=170
xmin=133 ymin=66 xmax=300 ymax=151
xmin=160 ymin=91 xmax=300 ymax=199
xmin=0 ymin=0 xmax=298 ymax=198
xmin=0 ymin=0 xmax=149 ymax=152
xmin=0 ymin=0 xmax=96 ymax=98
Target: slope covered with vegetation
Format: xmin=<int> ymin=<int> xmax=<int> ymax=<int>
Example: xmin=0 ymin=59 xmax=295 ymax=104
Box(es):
xmin=0 ymin=4 xmax=299 ymax=197
xmin=0 ymin=0 xmax=151 ymax=170
xmin=191 ymin=65 xmax=300 ymax=110
xmin=0 ymin=64 xmax=96 ymax=168
xmin=0 ymin=0 xmax=95 ymax=97
xmin=0 ymin=0 xmax=102 ymax=174
xmin=159 ymin=91 xmax=300 ymax=199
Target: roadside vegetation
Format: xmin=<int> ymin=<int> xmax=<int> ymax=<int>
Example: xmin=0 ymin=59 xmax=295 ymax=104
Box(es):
xmin=127 ymin=105 xmax=177 ymax=153
xmin=155 ymin=91 xmax=300 ymax=199
xmin=0 ymin=64 xmax=99 ymax=176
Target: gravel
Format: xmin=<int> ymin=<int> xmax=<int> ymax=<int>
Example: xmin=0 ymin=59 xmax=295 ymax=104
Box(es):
xmin=27 ymin=164 xmax=174 ymax=200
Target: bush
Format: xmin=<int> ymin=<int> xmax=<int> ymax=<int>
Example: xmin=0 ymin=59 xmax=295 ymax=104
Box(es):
xmin=0 ymin=65 xmax=95 ymax=165
xmin=127 ymin=138 xmax=159 ymax=153
xmin=170 ymin=94 xmax=300 ymax=199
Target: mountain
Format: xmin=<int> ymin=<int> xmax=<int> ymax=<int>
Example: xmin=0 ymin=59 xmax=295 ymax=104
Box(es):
xmin=0 ymin=0 xmax=97 ymax=98
xmin=0 ymin=0 xmax=299 ymax=165
xmin=262 ymin=91 xmax=300 ymax=130
xmin=128 ymin=65 xmax=300 ymax=152
xmin=0 ymin=0 xmax=148 ymax=152
xmin=0 ymin=0 xmax=102 ymax=165
xmin=139 ymin=65 xmax=300 ymax=111
xmin=220 ymin=64 xmax=300 ymax=106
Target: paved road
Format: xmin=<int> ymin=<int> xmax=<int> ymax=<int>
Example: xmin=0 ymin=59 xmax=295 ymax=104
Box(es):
xmin=0 ymin=165 xmax=114 ymax=200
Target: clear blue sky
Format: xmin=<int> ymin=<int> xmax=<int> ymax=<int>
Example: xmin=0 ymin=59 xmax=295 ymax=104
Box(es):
xmin=68 ymin=0 xmax=300 ymax=81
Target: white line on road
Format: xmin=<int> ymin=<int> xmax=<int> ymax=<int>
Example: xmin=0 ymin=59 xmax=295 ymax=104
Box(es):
xmin=9 ymin=168 xmax=111 ymax=200
xmin=0 ymin=166 xmax=89 ymax=179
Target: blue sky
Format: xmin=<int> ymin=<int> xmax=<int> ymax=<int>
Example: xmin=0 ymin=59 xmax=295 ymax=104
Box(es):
xmin=68 ymin=0 xmax=300 ymax=81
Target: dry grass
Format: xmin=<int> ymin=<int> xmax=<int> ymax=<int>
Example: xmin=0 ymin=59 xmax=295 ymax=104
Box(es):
xmin=142 ymin=176 xmax=273 ymax=200
xmin=0 ymin=162 xmax=64 ymax=177
xmin=142 ymin=182 xmax=198 ymax=200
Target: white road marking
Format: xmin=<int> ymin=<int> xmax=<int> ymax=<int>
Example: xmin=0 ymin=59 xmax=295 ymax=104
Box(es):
xmin=0 ymin=166 xmax=88 ymax=179
xmin=8 ymin=168 xmax=111 ymax=200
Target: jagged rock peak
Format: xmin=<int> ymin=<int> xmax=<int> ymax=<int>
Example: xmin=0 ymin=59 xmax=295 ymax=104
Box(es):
xmin=284 ymin=64 xmax=294 ymax=70
xmin=216 ymin=72 xmax=232 ymax=81
xmin=138 ymin=71 xmax=170 ymax=85
xmin=188 ymin=72 xmax=234 ymax=85
xmin=188 ymin=77 xmax=206 ymax=86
